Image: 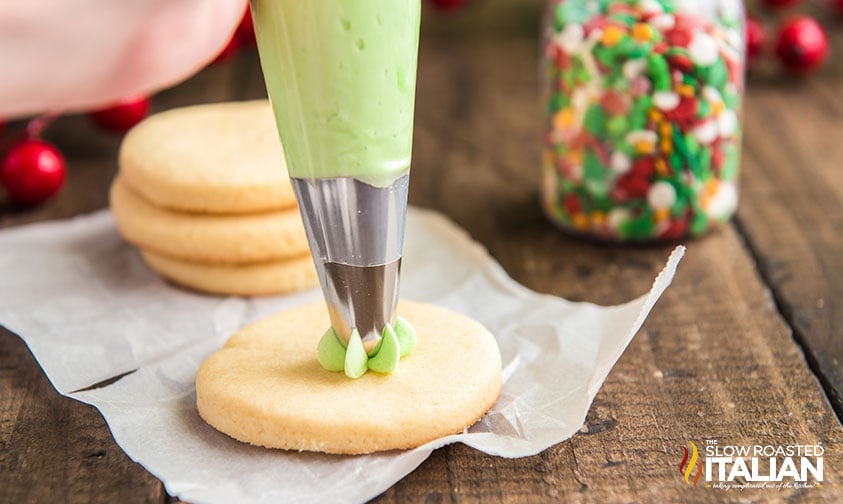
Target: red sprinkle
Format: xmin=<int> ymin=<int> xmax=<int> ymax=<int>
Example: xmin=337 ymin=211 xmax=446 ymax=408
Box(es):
xmin=618 ymin=174 xmax=651 ymax=199
xmin=555 ymin=46 xmax=571 ymax=70
xmin=631 ymin=158 xmax=656 ymax=179
xmin=666 ymin=26 xmax=693 ymax=47
xmin=667 ymin=54 xmax=694 ymax=73
xmin=583 ymin=17 xmax=610 ymax=36
xmin=600 ymin=91 xmax=630 ymax=115
xmin=663 ymin=97 xmax=699 ymax=129
xmin=564 ymin=194 xmax=582 ymax=214
xmin=660 ymin=218 xmax=689 ymax=240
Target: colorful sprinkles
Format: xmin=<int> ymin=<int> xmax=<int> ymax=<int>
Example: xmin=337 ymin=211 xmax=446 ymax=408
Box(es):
xmin=541 ymin=0 xmax=745 ymax=241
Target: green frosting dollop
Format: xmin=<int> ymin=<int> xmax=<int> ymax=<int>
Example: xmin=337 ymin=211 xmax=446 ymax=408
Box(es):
xmin=316 ymin=316 xmax=417 ymax=379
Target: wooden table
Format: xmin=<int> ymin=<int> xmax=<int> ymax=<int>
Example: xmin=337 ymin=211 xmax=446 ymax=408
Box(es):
xmin=2 ymin=2 xmax=842 ymax=502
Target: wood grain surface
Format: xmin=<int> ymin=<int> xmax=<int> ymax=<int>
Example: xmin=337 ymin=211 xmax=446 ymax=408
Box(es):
xmin=2 ymin=1 xmax=842 ymax=502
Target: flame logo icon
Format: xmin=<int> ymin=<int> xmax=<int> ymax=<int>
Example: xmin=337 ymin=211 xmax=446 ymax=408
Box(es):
xmin=679 ymin=441 xmax=704 ymax=487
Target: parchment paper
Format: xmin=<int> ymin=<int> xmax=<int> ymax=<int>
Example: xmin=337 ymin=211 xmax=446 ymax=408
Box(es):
xmin=0 ymin=208 xmax=684 ymax=503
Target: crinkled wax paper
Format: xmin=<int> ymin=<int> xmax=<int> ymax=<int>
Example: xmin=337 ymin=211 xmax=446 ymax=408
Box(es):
xmin=0 ymin=208 xmax=683 ymax=504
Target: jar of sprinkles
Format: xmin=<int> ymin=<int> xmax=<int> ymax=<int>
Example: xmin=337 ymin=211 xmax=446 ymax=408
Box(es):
xmin=541 ymin=0 xmax=745 ymax=242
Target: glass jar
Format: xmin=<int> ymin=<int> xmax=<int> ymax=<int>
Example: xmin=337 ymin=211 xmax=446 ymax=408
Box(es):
xmin=541 ymin=0 xmax=746 ymax=242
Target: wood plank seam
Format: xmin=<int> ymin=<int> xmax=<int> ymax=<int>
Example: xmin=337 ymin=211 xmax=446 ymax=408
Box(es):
xmin=732 ymin=216 xmax=843 ymax=422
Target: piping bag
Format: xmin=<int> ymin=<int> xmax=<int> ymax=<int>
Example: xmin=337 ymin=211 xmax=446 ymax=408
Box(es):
xmin=250 ymin=1 xmax=421 ymax=345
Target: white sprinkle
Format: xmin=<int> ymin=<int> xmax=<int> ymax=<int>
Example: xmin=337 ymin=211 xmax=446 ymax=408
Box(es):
xmin=587 ymin=28 xmax=604 ymax=44
xmin=718 ymin=110 xmax=738 ymax=137
xmin=653 ymin=91 xmax=681 ymax=111
xmin=626 ymin=130 xmax=658 ymax=145
xmin=640 ymin=0 xmax=665 ymax=14
xmin=725 ymin=83 xmax=739 ymax=97
xmin=570 ymin=163 xmax=583 ymax=181
xmin=719 ymin=1 xmax=742 ymax=19
xmin=706 ymin=182 xmax=738 ymax=218
xmin=676 ymin=0 xmax=714 ymax=17
xmin=725 ymin=29 xmax=743 ymax=52
xmin=611 ymin=151 xmax=632 ymax=174
xmin=702 ymin=85 xmax=722 ymax=104
xmin=649 ymin=14 xmax=676 ymax=31
xmin=689 ymin=31 xmax=719 ymax=66
xmin=693 ymin=120 xmax=719 ymax=144
xmin=608 ymin=208 xmax=630 ymax=229
xmin=571 ymin=89 xmax=590 ymax=111
xmin=622 ymin=59 xmax=648 ymax=80
xmin=648 ymin=181 xmax=677 ymax=209
xmin=557 ymin=24 xmax=585 ymax=54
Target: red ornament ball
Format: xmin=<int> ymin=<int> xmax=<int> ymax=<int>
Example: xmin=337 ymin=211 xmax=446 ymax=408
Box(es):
xmin=213 ymin=32 xmax=242 ymax=64
xmin=746 ymin=18 xmax=766 ymax=61
xmin=761 ymin=0 xmax=805 ymax=8
xmin=775 ymin=16 xmax=830 ymax=73
xmin=90 ymin=96 xmax=150 ymax=132
xmin=237 ymin=6 xmax=256 ymax=46
xmin=1 ymin=140 xmax=66 ymax=206
xmin=429 ymin=0 xmax=468 ymax=11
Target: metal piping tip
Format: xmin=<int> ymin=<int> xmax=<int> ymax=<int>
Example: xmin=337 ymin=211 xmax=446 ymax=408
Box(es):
xmin=322 ymin=259 xmax=401 ymax=343
xmin=292 ymin=174 xmax=409 ymax=343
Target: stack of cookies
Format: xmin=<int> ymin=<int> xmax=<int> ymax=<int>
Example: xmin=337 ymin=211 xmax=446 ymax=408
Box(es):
xmin=110 ymin=100 xmax=317 ymax=296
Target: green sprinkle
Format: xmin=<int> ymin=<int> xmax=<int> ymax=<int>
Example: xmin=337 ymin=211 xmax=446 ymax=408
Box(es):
xmin=671 ymin=194 xmax=689 ymax=216
xmin=699 ymin=148 xmax=713 ymax=180
xmin=630 ymin=96 xmax=653 ymax=129
xmin=672 ymin=127 xmax=699 ymax=177
xmin=705 ymin=60 xmax=728 ymax=90
xmin=547 ymin=93 xmax=567 ymax=115
xmin=606 ymin=115 xmax=629 ymax=137
xmin=584 ymin=150 xmax=608 ymax=179
xmin=591 ymin=193 xmax=615 ymax=213
xmin=647 ymin=54 xmax=671 ymax=91
xmin=583 ymin=105 xmax=607 ymax=136
xmin=721 ymin=144 xmax=740 ymax=181
xmin=595 ymin=46 xmax=617 ymax=67
xmin=724 ymin=92 xmax=741 ymax=110
xmin=556 ymin=2 xmax=591 ymax=25
xmin=690 ymin=211 xmax=710 ymax=236
xmin=623 ymin=213 xmax=656 ymax=240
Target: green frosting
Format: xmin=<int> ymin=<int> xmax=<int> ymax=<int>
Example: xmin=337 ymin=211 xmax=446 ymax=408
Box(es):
xmin=344 ymin=329 xmax=368 ymax=379
xmin=393 ymin=316 xmax=416 ymax=357
xmin=316 ymin=327 xmax=345 ymax=372
xmin=316 ymin=316 xmax=417 ymax=378
xmin=367 ymin=325 xmax=400 ymax=373
xmin=252 ymin=0 xmax=421 ymax=187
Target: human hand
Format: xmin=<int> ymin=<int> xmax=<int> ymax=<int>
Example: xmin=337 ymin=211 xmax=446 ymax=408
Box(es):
xmin=0 ymin=0 xmax=248 ymax=118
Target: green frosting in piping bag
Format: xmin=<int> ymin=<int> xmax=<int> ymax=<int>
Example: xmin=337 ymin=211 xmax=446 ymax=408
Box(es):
xmin=316 ymin=316 xmax=417 ymax=378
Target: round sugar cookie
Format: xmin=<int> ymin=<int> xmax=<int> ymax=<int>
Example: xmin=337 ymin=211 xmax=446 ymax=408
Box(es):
xmin=111 ymin=176 xmax=309 ymax=263
xmin=196 ymin=301 xmax=502 ymax=454
xmin=119 ymin=100 xmax=295 ymax=214
xmin=141 ymin=250 xmax=317 ymax=297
